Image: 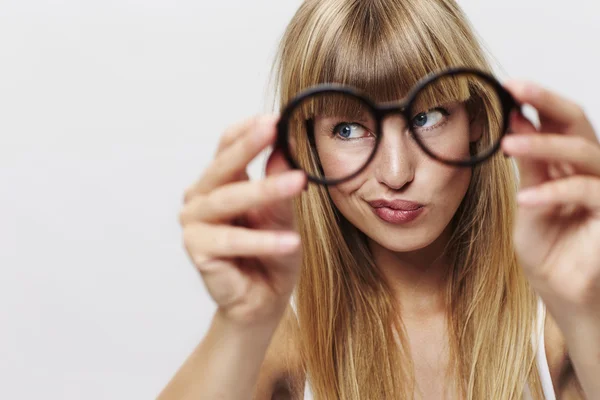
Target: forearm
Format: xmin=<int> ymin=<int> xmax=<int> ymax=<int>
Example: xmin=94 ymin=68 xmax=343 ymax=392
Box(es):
xmin=554 ymin=309 xmax=600 ymax=398
xmin=157 ymin=310 xmax=280 ymax=400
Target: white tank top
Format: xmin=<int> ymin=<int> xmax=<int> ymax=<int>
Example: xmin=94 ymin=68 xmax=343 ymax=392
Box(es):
xmin=301 ymin=298 xmax=556 ymax=399
xmin=524 ymin=297 xmax=557 ymax=400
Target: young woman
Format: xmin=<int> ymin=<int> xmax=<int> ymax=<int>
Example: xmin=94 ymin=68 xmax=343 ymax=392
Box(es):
xmin=158 ymin=0 xmax=599 ymax=398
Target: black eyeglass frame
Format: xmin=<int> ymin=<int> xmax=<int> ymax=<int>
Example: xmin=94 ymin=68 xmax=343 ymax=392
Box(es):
xmin=275 ymin=67 xmax=520 ymax=186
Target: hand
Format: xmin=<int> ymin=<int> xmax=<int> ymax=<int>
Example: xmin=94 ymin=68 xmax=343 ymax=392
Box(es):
xmin=501 ymin=81 xmax=600 ymax=319
xmin=179 ymin=115 xmax=307 ymax=327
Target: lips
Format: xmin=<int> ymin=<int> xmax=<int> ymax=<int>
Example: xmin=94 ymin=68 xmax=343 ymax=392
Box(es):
xmin=367 ymin=199 xmax=425 ymax=224
xmin=367 ymin=199 xmax=423 ymax=211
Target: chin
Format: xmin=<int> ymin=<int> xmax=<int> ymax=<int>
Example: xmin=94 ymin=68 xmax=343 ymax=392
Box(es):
xmin=366 ymin=225 xmax=443 ymax=253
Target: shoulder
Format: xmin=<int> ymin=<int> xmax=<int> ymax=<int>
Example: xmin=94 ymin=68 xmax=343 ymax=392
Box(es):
xmin=543 ymin=309 xmax=585 ymax=399
xmin=253 ymin=304 xmax=306 ymax=400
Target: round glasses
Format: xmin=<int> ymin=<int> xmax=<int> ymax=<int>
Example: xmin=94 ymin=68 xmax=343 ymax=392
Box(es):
xmin=275 ymin=67 xmax=520 ymax=186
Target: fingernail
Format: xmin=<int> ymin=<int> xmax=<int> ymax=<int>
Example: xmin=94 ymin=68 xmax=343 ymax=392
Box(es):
xmin=279 ymin=233 xmax=300 ymax=249
xmin=277 ymin=174 xmax=299 ymax=194
xmin=517 ymin=189 xmax=539 ymax=204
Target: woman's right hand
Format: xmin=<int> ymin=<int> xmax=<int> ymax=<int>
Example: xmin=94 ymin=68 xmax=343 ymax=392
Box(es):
xmin=179 ymin=115 xmax=307 ymax=328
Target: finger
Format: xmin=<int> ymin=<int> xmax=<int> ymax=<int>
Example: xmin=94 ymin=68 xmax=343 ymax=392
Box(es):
xmin=516 ymin=176 xmax=600 ymax=211
xmin=213 ymin=117 xmax=272 ymax=184
xmin=507 ymin=111 xmax=549 ymax=188
xmin=547 ymin=162 xmax=575 ymax=180
xmin=183 ymin=224 xmax=301 ymax=263
xmin=241 ymin=149 xmax=306 ymax=231
xmin=215 ymin=114 xmax=277 ymax=155
xmin=508 ymin=108 xmax=539 ymax=135
xmin=504 ymin=80 xmax=585 ymax=129
xmin=502 ymin=133 xmax=600 ymax=176
xmin=179 ymin=170 xmax=306 ymax=224
xmin=215 ymin=117 xmax=257 ymax=155
xmin=184 ymin=115 xmax=279 ymax=201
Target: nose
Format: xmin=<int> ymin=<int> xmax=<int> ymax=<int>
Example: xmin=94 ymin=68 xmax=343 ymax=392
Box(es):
xmin=373 ymin=115 xmax=416 ymax=190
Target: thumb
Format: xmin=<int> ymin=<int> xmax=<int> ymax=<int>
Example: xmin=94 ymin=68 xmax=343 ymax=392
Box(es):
xmin=265 ymin=146 xmax=295 ymax=177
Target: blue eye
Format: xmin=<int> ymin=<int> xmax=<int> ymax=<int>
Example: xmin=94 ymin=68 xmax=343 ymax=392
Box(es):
xmin=412 ymin=109 xmax=448 ymax=129
xmin=339 ymin=124 xmax=353 ymax=138
xmin=333 ymin=122 xmax=369 ymax=140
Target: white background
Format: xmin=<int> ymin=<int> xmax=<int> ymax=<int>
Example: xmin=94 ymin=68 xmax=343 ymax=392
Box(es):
xmin=0 ymin=1 xmax=598 ymax=399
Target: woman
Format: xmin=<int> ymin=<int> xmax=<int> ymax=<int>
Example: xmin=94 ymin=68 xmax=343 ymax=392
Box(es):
xmin=158 ymin=0 xmax=600 ymax=398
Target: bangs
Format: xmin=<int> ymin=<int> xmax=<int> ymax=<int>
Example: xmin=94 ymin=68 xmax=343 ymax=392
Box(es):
xmin=295 ymin=93 xmax=372 ymax=122
xmin=294 ymin=26 xmax=475 ymax=121
xmin=321 ymin=31 xmax=427 ymax=104
xmin=279 ymin=0 xmax=500 ymax=137
xmin=302 ymin=0 xmax=484 ymax=108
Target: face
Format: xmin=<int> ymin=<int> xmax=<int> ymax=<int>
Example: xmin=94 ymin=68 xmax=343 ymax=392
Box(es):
xmin=313 ymin=102 xmax=478 ymax=253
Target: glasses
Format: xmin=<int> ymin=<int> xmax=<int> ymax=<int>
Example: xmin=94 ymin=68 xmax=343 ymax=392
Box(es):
xmin=275 ymin=67 xmax=520 ymax=186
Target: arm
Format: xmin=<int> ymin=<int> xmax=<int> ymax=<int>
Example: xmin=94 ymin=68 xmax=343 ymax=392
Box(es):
xmin=157 ymin=305 xmax=305 ymax=400
xmin=253 ymin=306 xmax=305 ymax=400
xmin=167 ymin=114 xmax=308 ymax=399
xmin=157 ymin=310 xmax=278 ymax=400
xmin=549 ymin=310 xmax=600 ymax=399
xmin=501 ymin=80 xmax=600 ymax=399
xmin=544 ymin=311 xmax=587 ymax=399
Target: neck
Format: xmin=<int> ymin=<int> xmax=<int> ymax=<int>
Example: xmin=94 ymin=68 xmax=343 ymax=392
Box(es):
xmin=369 ymin=225 xmax=453 ymax=319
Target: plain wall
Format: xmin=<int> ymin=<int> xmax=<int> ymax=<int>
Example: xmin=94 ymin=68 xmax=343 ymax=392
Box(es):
xmin=0 ymin=1 xmax=598 ymax=398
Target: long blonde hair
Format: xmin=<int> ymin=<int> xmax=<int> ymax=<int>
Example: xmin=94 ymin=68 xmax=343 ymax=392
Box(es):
xmin=272 ymin=0 xmax=544 ymax=398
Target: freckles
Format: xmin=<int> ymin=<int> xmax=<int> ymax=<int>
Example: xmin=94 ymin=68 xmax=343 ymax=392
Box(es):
xmin=319 ymin=152 xmax=352 ymax=178
xmin=421 ymin=107 xmax=472 ymax=161
xmin=421 ymin=157 xmax=471 ymax=199
xmin=436 ymin=123 xmax=472 ymax=160
xmin=442 ymin=167 xmax=472 ymax=201
xmin=325 ymin=161 xmax=370 ymax=207
xmin=329 ymin=169 xmax=368 ymax=196
xmin=327 ymin=180 xmax=366 ymax=225
xmin=447 ymin=137 xmax=471 ymax=160
xmin=316 ymin=141 xmax=374 ymax=181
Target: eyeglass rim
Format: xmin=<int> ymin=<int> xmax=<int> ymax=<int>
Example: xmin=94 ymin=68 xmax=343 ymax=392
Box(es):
xmin=275 ymin=67 xmax=520 ymax=186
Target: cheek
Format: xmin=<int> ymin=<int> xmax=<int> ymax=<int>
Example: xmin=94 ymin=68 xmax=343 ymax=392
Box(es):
xmin=418 ymin=109 xmax=472 ymax=161
xmin=424 ymin=161 xmax=472 ymax=212
xmin=323 ymin=170 xmax=369 ymax=219
xmin=443 ymin=131 xmax=470 ymax=159
xmin=314 ymin=137 xmax=375 ymax=181
xmin=327 ymin=173 xmax=367 ymax=206
xmin=316 ymin=143 xmax=352 ymax=178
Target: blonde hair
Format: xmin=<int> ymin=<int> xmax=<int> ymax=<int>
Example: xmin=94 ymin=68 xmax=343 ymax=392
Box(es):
xmin=272 ymin=0 xmax=544 ymax=398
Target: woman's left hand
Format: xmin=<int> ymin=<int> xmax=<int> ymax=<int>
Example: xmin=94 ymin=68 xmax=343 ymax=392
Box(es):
xmin=501 ymin=81 xmax=600 ymax=320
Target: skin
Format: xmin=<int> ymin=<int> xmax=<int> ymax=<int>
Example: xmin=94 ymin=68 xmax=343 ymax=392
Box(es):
xmin=314 ymin=103 xmax=472 ymax=255
xmin=310 ymin=97 xmax=541 ymax=398
xmin=158 ymin=81 xmax=598 ymax=400
xmin=503 ymin=80 xmax=600 ymax=399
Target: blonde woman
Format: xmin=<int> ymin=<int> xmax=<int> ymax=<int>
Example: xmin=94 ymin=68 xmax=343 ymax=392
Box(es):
xmin=159 ymin=0 xmax=599 ymax=399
